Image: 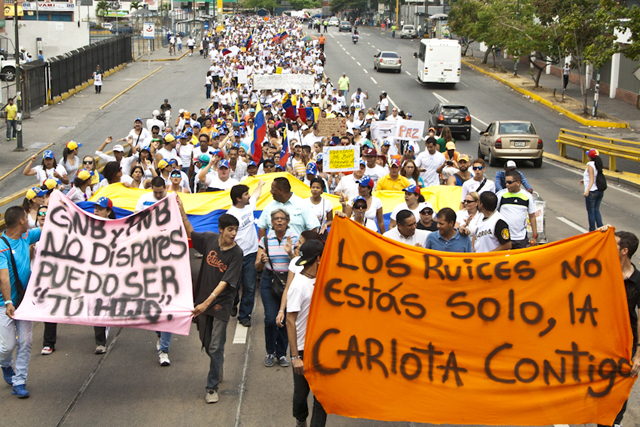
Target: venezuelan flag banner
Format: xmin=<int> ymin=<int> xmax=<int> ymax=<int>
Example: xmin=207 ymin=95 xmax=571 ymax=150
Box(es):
xmin=83 ymin=174 xmax=461 ymax=233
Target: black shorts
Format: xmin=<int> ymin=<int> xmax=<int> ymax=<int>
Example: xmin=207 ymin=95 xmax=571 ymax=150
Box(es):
xmin=212 ymin=75 xmax=220 ymax=84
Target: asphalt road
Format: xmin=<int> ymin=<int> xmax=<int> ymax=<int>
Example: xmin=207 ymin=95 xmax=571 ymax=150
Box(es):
xmin=1 ymin=29 xmax=640 ymax=427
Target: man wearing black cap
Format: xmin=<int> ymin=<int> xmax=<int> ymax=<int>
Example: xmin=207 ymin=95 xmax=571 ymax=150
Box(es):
xmin=159 ymin=99 xmax=172 ymax=117
xmin=286 ymin=240 xmax=327 ymax=427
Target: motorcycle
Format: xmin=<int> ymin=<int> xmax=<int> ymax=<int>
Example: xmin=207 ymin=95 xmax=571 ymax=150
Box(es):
xmin=352 ymin=34 xmax=359 ymax=44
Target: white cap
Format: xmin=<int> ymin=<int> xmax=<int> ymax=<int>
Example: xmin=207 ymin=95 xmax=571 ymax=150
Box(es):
xmin=179 ymin=109 xmax=184 ymax=114
xmin=505 ymin=160 xmax=517 ymax=169
xmin=113 ymin=144 xmax=125 ymax=152
xmin=301 ymin=125 xmax=309 ymax=130
xmin=152 ymin=109 xmax=160 ymax=116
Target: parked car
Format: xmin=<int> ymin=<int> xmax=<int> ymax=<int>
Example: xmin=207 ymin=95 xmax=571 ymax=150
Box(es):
xmin=400 ymin=25 xmax=417 ymax=38
xmin=373 ymin=51 xmax=401 ymax=72
xmin=477 ymin=120 xmax=543 ymax=167
xmin=339 ymin=21 xmax=351 ymax=32
xmin=111 ymin=25 xmax=133 ymax=34
xmin=102 ymin=22 xmax=113 ymax=30
xmin=428 ymin=104 xmax=471 ymax=140
xmin=0 ymin=58 xmax=17 ymax=82
xmin=328 ymin=17 xmax=339 ymax=27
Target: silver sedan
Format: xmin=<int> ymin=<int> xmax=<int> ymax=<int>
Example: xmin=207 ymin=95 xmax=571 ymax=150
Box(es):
xmin=373 ymin=51 xmax=402 ymax=72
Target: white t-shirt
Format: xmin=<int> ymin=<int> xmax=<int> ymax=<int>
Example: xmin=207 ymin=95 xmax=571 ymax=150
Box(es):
xmin=32 ymin=164 xmax=67 ymax=183
xmin=135 ymin=192 xmax=165 ymax=213
xmin=415 ymin=151 xmax=445 ymax=187
xmin=390 ymin=202 xmax=432 ymax=222
xmin=203 ymin=174 xmax=239 ymax=190
xmin=177 ymin=144 xmax=194 ymax=168
xmin=461 ymin=177 xmax=496 ymax=202
xmin=303 ymin=197 xmax=333 ymax=227
xmin=455 ymin=209 xmax=484 ymax=237
xmin=383 ymin=227 xmax=431 ymax=246
xmin=226 ymin=196 xmax=259 ymax=256
xmin=98 ymin=174 xmax=133 ymax=189
xmin=583 ymin=162 xmax=598 ymax=192
xmin=364 ymin=165 xmax=387 ymax=188
xmin=334 ymin=173 xmax=360 ymax=201
xmin=379 ymin=98 xmax=389 ymax=114
xmin=349 ymin=196 xmax=382 ymax=221
xmin=286 ymin=272 xmax=316 ymax=351
xmin=66 ymin=186 xmax=92 ymax=204
xmin=496 ymin=189 xmax=536 ymax=240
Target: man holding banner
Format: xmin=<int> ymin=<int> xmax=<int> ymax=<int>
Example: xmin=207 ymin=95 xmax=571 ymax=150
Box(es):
xmin=0 ymin=207 xmax=42 ymax=398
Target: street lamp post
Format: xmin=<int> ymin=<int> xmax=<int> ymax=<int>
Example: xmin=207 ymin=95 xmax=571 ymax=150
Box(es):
xmin=513 ymin=0 xmax=519 ymax=77
xmin=13 ymin=0 xmax=24 ymax=151
xmin=592 ymin=68 xmax=600 ymax=117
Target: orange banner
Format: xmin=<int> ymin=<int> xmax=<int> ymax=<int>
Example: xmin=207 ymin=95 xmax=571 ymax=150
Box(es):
xmin=304 ymin=217 xmax=635 ymax=425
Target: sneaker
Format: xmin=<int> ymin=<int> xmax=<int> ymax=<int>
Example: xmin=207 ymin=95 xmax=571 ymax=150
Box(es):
xmin=2 ymin=366 xmax=15 ymax=385
xmin=239 ymin=318 xmax=251 ymax=327
xmin=159 ymin=351 xmax=170 ymax=366
xmin=205 ymin=389 xmax=219 ymax=403
xmin=231 ymin=306 xmax=238 ymax=317
xmin=296 ymin=420 xmax=308 ymax=427
xmin=95 ymin=345 xmax=107 ymax=354
xmin=156 ymin=339 xmax=161 ymax=351
xmin=6 ymin=137 xmax=9 ymax=141
xmin=264 ymin=353 xmax=275 ymax=367
xmin=278 ymin=356 xmax=290 ymax=367
xmin=11 ymin=384 xmax=29 ymax=398
xmin=41 ymin=346 xmax=54 ymax=355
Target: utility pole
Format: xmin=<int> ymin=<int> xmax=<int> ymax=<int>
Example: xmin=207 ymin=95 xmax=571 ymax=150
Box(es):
xmin=513 ymin=0 xmax=519 ymax=77
xmin=13 ymin=0 xmax=24 ymax=151
xmin=592 ymin=68 xmax=600 ymax=117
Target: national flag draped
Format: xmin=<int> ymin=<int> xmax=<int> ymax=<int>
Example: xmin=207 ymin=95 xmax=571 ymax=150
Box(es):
xmin=277 ymin=32 xmax=289 ymax=43
xmin=222 ymin=48 xmax=232 ymax=56
xmin=282 ymin=93 xmax=296 ymax=120
xmin=234 ymin=90 xmax=241 ymax=122
xmin=300 ymin=107 xmax=320 ymax=123
xmin=251 ymin=101 xmax=266 ymax=162
xmin=298 ymin=100 xmax=307 ymax=122
xmin=280 ymin=127 xmax=290 ymax=167
xmin=244 ymin=33 xmax=253 ymax=49
xmin=271 ymin=32 xmax=283 ymax=43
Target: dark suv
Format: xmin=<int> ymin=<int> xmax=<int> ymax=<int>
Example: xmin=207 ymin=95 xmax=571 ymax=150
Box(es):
xmin=428 ymin=104 xmax=472 ymax=140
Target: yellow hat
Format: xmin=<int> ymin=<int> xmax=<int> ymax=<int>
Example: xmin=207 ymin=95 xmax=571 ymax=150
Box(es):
xmin=164 ymin=134 xmax=176 ymax=143
xmin=66 ymin=141 xmax=82 ymax=151
xmin=77 ymin=169 xmax=92 ymax=181
xmin=458 ymin=154 xmax=470 ymax=162
xmin=446 ymin=141 xmax=456 ymax=150
xmin=158 ymin=159 xmax=169 ymax=170
xmin=26 ymin=187 xmax=46 ymax=200
xmin=43 ymin=178 xmax=58 ymax=190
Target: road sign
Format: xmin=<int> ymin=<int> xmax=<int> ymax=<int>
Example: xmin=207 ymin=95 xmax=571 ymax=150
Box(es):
xmin=143 ymin=22 xmax=155 ymax=40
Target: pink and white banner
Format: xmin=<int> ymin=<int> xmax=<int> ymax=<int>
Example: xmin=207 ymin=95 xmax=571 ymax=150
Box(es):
xmin=15 ymin=191 xmax=194 ymax=335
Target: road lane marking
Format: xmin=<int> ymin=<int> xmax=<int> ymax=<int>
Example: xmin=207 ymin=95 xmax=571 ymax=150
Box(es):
xmin=432 ymin=91 xmax=449 ymax=103
xmin=556 ymin=217 xmax=588 ymax=234
xmin=460 ymin=81 xmax=469 ymax=87
xmin=471 ymin=125 xmax=482 ymax=133
xmin=233 ymin=322 xmax=249 ymax=344
xmin=405 ymin=71 xmax=412 ymax=76
xmin=356 ymin=61 xmax=361 ymax=66
xmin=351 ymin=56 xmax=356 ymax=60
xmin=367 ymin=42 xmax=371 ymax=45
xmin=371 ymin=77 xmax=378 ymax=84
xmin=471 ymin=115 xmax=488 ymax=127
xmin=372 ymin=45 xmax=376 ymax=48
xmin=388 ymin=96 xmax=398 ymax=109
xmin=363 ymin=69 xmax=368 ymax=73
xmin=342 ymin=47 xmax=346 ymax=51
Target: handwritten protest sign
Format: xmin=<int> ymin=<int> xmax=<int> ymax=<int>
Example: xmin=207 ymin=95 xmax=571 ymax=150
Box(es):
xmin=253 ymin=74 xmax=315 ymax=91
xmin=394 ymin=119 xmax=425 ymax=140
xmin=370 ymin=120 xmax=396 ymax=143
xmin=15 ymin=191 xmax=193 ymax=335
xmin=304 ymin=218 xmax=635 ymax=425
xmin=317 ymin=117 xmax=347 ymax=138
xmin=322 ymin=146 xmax=359 ymax=172
xmin=238 ymin=69 xmax=248 ymax=85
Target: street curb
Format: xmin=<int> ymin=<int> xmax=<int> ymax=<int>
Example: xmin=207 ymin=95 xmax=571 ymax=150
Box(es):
xmin=99 ymin=66 xmax=164 ymax=110
xmin=462 ymin=59 xmax=629 ymax=129
xmin=543 ymin=152 xmax=640 ymax=188
xmin=48 ymin=63 xmax=128 ymax=105
xmin=149 ymin=50 xmax=189 ymax=62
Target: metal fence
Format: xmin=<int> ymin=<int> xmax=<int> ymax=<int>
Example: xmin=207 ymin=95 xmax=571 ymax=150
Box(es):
xmin=22 ymin=61 xmax=47 ymax=117
xmin=47 ymin=34 xmax=132 ymax=101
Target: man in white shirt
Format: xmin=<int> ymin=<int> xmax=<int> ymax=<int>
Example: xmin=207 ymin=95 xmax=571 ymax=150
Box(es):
xmin=227 ymin=181 xmax=265 ymax=327
xmin=496 ymin=170 xmax=537 ymax=249
xmin=383 ymin=209 xmax=431 ymax=247
xmin=415 ymin=137 xmax=445 ymax=187
xmin=334 ymin=160 xmax=366 ymax=202
xmin=461 ymin=158 xmax=496 ymax=206
xmin=199 ymin=159 xmax=239 ymax=190
xmin=362 ymin=147 xmax=386 ymax=188
xmin=286 ymin=240 xmax=327 ymax=427
xmin=301 ymin=124 xmax=322 ymax=148
xmin=156 ymin=134 xmax=179 ymax=164
xmin=378 ymin=92 xmax=389 ymax=120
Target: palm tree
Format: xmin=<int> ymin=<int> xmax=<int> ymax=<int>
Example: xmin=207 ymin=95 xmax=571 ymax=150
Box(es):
xmin=130 ymin=1 xmax=142 ymax=11
xmin=95 ymin=0 xmax=110 ymax=21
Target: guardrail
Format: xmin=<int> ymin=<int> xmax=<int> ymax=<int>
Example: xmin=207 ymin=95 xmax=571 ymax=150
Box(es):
xmin=0 ymin=143 xmax=130 ymax=230
xmin=556 ymin=128 xmax=640 ymax=172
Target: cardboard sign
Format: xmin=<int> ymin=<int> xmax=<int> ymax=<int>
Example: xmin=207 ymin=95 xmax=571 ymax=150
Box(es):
xmin=238 ymin=69 xmax=248 ymax=85
xmin=304 ymin=219 xmax=635 ymax=425
xmin=322 ymin=146 xmax=359 ymax=172
xmin=253 ymin=74 xmax=315 ymax=91
xmin=317 ymin=117 xmax=347 ymax=138
xmin=15 ymin=191 xmax=194 ymax=335
xmin=370 ymin=120 xmax=396 ymax=143
xmin=394 ymin=119 xmax=425 ymax=140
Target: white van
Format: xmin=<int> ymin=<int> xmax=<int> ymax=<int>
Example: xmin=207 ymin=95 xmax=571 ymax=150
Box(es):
xmin=415 ymin=39 xmax=461 ymax=85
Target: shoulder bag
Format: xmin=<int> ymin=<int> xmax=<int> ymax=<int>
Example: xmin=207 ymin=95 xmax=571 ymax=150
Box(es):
xmin=263 ymin=236 xmax=288 ymax=300
xmin=0 ymin=236 xmax=25 ymax=309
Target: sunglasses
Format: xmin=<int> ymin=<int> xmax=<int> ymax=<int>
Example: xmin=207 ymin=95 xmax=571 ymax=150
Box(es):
xmin=170 ymin=173 xmax=182 ymax=177
xmin=354 ymin=205 xmax=367 ymax=210
xmin=37 ymin=211 xmax=47 ymax=217
xmin=420 ymin=210 xmax=433 ymax=214
xmin=463 ymin=200 xmax=476 ymax=204
xmin=505 ymin=180 xmax=516 ymax=184
xmin=83 ymin=160 xmax=94 ymax=164
xmin=472 ymin=166 xmax=483 ymax=171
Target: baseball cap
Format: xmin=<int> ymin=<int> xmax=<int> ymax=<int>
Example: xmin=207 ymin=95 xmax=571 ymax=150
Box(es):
xmin=359 ymin=176 xmax=374 ymax=189
xmin=406 ymin=145 xmax=415 ymax=152
xmin=153 ymin=109 xmax=160 ymax=116
xmin=276 ymin=165 xmax=284 ymax=171
xmin=316 ymin=154 xmax=323 ymax=163
xmin=158 ymin=159 xmax=170 ymax=170
xmin=218 ymin=159 xmax=230 ymax=169
xmin=164 ymin=134 xmax=176 ymax=143
xmin=134 ymin=118 xmax=142 ymax=123
xmin=170 ymin=169 xmax=182 ymax=177
xmin=77 ymin=169 xmax=93 ymax=181
xmin=306 ymin=163 xmax=318 ymax=175
xmin=249 ymin=108 xmax=256 ymax=113
xmin=26 ymin=186 xmax=46 ymax=200
xmin=167 ymin=159 xmax=178 ymax=165
xmin=295 ymin=240 xmax=325 ymax=266
xmin=178 ymin=133 xmax=187 ymax=139
xmin=359 ymin=159 xmax=366 ymax=167
xmin=446 ymin=141 xmax=456 ymax=150
xmin=193 ymin=122 xmax=201 ymax=128
xmin=403 ymin=185 xmax=421 ymax=196
xmin=389 ymin=158 xmax=401 ymax=168
xmin=505 ymin=160 xmax=517 ymax=169
xmin=43 ymin=150 xmax=55 ymax=159
xmin=43 ymin=178 xmax=60 ymax=190
xmin=352 ymin=195 xmax=367 ymax=208
xmin=95 ymin=197 xmax=113 ymax=210
xmin=363 ymin=147 xmax=377 ymax=157
xmin=247 ymin=160 xmax=258 ymax=168
xmin=139 ymin=145 xmax=150 ymax=153
xmin=164 ymin=98 xmax=169 ymax=102
xmin=301 ymin=124 xmax=310 ymax=131
xmin=113 ymin=145 xmax=125 ymax=152
xmin=263 ymin=158 xmax=276 ymax=166
xmin=587 ymin=149 xmax=599 ymax=159
xmin=198 ymin=154 xmax=211 ymax=165
xmin=428 ymin=127 xmax=436 ymax=133
xmin=382 ymin=140 xmax=391 ymax=146
xmin=66 ymin=141 xmax=82 ymax=151
xmin=406 ymin=113 xmax=412 ymax=118
xmin=420 ymin=205 xmax=434 ymax=214
xmin=458 ymin=154 xmax=470 ymax=162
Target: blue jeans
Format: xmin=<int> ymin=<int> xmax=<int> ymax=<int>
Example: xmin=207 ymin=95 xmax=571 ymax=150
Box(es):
xmin=585 ymin=190 xmax=604 ymax=231
xmin=0 ymin=306 xmax=33 ymax=386
xmin=260 ymin=269 xmax=288 ymax=358
xmin=205 ymin=83 xmax=211 ymax=99
xmin=341 ymin=89 xmax=348 ymax=98
xmin=234 ymin=252 xmax=258 ymax=322
xmin=206 ymin=316 xmax=228 ymax=391
xmin=6 ymin=120 xmax=16 ymax=139
xmin=156 ymin=331 xmax=172 ymax=354
xmin=379 ymin=111 xmax=387 ymax=121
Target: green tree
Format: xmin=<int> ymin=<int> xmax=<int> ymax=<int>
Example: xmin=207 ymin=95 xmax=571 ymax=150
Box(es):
xmin=331 ymin=0 xmax=367 ymax=15
xmin=95 ymin=0 xmax=110 ymax=20
xmin=242 ymin=0 xmax=277 ymax=12
xmin=290 ymin=0 xmax=321 ymax=9
xmin=448 ymin=0 xmax=482 ymax=56
xmin=130 ymin=1 xmax=142 ymax=10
